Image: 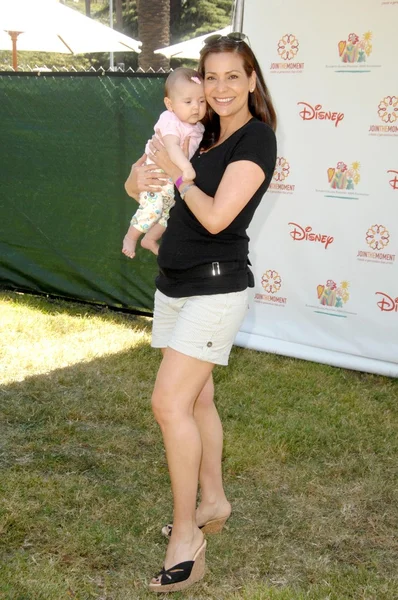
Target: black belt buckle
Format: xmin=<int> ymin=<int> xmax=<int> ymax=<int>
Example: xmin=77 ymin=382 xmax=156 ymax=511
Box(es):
xmin=212 ymin=261 xmax=221 ymax=276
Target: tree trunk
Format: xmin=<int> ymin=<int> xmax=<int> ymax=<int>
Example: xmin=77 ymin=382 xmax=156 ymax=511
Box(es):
xmin=115 ymin=0 xmax=123 ymax=31
xmin=85 ymin=0 xmax=91 ymax=18
xmin=137 ymin=0 xmax=170 ymax=70
xmin=170 ymin=0 xmax=182 ymax=40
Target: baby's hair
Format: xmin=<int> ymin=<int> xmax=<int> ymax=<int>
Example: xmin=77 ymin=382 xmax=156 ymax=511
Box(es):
xmin=164 ymin=67 xmax=203 ymax=98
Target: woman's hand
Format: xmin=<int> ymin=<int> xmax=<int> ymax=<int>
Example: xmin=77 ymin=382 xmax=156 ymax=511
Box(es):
xmin=124 ymin=153 xmax=168 ymax=200
xmin=148 ymin=131 xmax=190 ymax=182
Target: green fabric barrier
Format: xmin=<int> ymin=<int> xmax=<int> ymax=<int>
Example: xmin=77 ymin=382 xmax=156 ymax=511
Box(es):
xmin=0 ymin=72 xmax=167 ymax=312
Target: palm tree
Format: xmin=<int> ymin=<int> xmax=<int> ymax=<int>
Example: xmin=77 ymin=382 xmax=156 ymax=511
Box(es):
xmin=115 ymin=0 xmax=123 ymax=31
xmin=170 ymin=0 xmax=182 ymax=41
xmin=137 ymin=0 xmax=170 ymax=70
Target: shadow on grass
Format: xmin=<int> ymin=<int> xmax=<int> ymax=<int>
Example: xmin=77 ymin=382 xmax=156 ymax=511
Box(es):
xmin=0 ymin=289 xmax=151 ymax=324
xmin=0 ymin=339 xmax=172 ymax=598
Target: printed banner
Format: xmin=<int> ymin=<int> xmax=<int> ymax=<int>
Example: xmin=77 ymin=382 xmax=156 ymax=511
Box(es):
xmin=236 ymin=0 xmax=398 ymax=377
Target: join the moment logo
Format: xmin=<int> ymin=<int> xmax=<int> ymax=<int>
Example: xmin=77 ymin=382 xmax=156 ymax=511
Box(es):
xmin=375 ymin=292 xmax=398 ymax=312
xmin=366 ymin=224 xmax=390 ymax=250
xmin=369 ymin=96 xmax=398 ymax=136
xmin=289 ymin=222 xmax=334 ymax=249
xmin=262 ymin=270 xmax=282 ymax=293
xmin=270 ymin=34 xmax=304 ymax=73
xmin=338 ymin=31 xmax=372 ymax=63
xmin=357 ymin=224 xmax=396 ymax=264
xmin=388 ymin=170 xmax=398 ymax=189
xmin=328 ymin=161 xmax=360 ymax=190
xmin=378 ymin=96 xmax=398 ymax=123
xmin=317 ymin=279 xmax=350 ymax=308
xmin=269 ymin=157 xmax=295 ymax=194
xmin=298 ymin=102 xmax=344 ymax=127
xmin=254 ymin=269 xmax=287 ymax=306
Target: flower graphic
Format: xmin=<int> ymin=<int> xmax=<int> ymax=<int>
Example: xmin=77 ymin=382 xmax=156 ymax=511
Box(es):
xmin=273 ymin=157 xmax=290 ymax=182
xmin=336 ymin=162 xmax=347 ymax=172
xmin=378 ymin=96 xmax=398 ymax=124
xmin=326 ymin=279 xmax=337 ymax=290
xmin=366 ymin=224 xmax=390 ymax=250
xmin=261 ymin=270 xmax=282 ymax=294
xmin=348 ymin=33 xmax=359 ymax=44
xmin=277 ymin=34 xmax=299 ymax=60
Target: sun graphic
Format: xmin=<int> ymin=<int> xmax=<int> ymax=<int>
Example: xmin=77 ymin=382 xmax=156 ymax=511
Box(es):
xmin=273 ymin=157 xmax=290 ymax=182
xmin=362 ymin=31 xmax=373 ymax=56
xmin=349 ymin=162 xmax=361 ymax=185
xmin=340 ymin=280 xmax=350 ymax=290
xmin=261 ymin=270 xmax=282 ymax=294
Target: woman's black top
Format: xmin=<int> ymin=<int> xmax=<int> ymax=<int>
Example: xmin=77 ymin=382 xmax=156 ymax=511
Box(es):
xmin=156 ymin=118 xmax=277 ymax=298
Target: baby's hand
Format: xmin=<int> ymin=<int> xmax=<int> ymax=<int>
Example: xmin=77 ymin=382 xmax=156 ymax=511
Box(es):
xmin=182 ymin=165 xmax=196 ymax=181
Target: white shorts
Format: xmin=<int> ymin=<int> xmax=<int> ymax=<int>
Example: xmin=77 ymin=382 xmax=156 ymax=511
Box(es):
xmin=151 ymin=289 xmax=249 ymax=366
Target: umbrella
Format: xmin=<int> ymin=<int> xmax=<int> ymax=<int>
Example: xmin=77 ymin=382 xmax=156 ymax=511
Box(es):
xmin=0 ymin=0 xmax=141 ymax=70
xmin=154 ymin=26 xmax=232 ymax=60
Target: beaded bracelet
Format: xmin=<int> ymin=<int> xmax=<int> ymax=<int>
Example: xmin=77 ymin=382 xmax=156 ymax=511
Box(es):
xmin=180 ymin=183 xmax=195 ymax=200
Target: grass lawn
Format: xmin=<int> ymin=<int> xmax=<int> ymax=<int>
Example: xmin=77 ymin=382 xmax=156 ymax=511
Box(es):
xmin=1 ymin=291 xmax=397 ymax=600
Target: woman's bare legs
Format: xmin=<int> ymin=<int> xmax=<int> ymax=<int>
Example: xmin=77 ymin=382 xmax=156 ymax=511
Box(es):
xmin=151 ymin=348 xmax=214 ymax=570
xmin=194 ymin=374 xmax=231 ymax=524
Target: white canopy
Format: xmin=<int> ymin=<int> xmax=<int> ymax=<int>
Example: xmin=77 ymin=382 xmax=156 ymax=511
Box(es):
xmin=154 ymin=26 xmax=232 ymax=60
xmin=0 ymin=0 xmax=141 ymax=69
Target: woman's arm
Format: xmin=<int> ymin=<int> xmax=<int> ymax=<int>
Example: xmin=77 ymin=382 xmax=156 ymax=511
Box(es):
xmin=124 ymin=153 xmax=169 ymax=201
xmin=149 ymin=136 xmax=265 ymax=235
xmin=180 ymin=161 xmax=265 ymax=234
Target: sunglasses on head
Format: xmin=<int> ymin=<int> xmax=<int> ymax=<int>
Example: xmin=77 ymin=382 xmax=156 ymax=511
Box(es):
xmin=204 ymin=32 xmax=250 ymax=46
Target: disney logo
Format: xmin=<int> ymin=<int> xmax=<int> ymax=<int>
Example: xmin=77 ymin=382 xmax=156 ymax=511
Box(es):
xmin=375 ymin=292 xmax=398 ymax=312
xmin=288 ymin=223 xmax=334 ymax=249
xmin=387 ymin=170 xmax=398 ymax=190
xmin=297 ymin=102 xmax=344 ymax=127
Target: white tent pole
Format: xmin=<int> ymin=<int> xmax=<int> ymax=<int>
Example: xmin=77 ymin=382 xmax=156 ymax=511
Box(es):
xmin=109 ymin=0 xmax=114 ymax=69
xmin=232 ymin=0 xmax=245 ymax=33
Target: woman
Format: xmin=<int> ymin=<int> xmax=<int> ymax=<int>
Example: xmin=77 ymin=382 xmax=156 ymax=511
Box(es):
xmin=125 ymin=34 xmax=277 ymax=593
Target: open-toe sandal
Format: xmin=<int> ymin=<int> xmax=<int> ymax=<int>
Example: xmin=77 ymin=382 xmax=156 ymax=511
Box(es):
xmin=148 ymin=539 xmax=207 ymax=593
xmin=161 ymin=515 xmax=229 ymax=538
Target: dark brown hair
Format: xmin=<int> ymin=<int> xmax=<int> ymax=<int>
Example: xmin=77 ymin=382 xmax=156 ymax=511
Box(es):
xmin=198 ymin=37 xmax=277 ymax=149
xmin=164 ymin=67 xmax=203 ymax=98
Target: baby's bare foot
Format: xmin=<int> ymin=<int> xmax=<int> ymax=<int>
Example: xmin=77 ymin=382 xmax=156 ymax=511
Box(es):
xmin=141 ymin=236 xmax=159 ymax=256
xmin=122 ymin=235 xmax=137 ymax=259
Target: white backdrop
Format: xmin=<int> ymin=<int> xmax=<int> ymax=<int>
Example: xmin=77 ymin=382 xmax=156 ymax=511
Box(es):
xmin=235 ymin=0 xmax=398 ymax=376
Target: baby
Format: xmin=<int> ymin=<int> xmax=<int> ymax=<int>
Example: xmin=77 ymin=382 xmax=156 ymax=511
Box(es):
xmin=122 ymin=68 xmax=206 ymax=259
